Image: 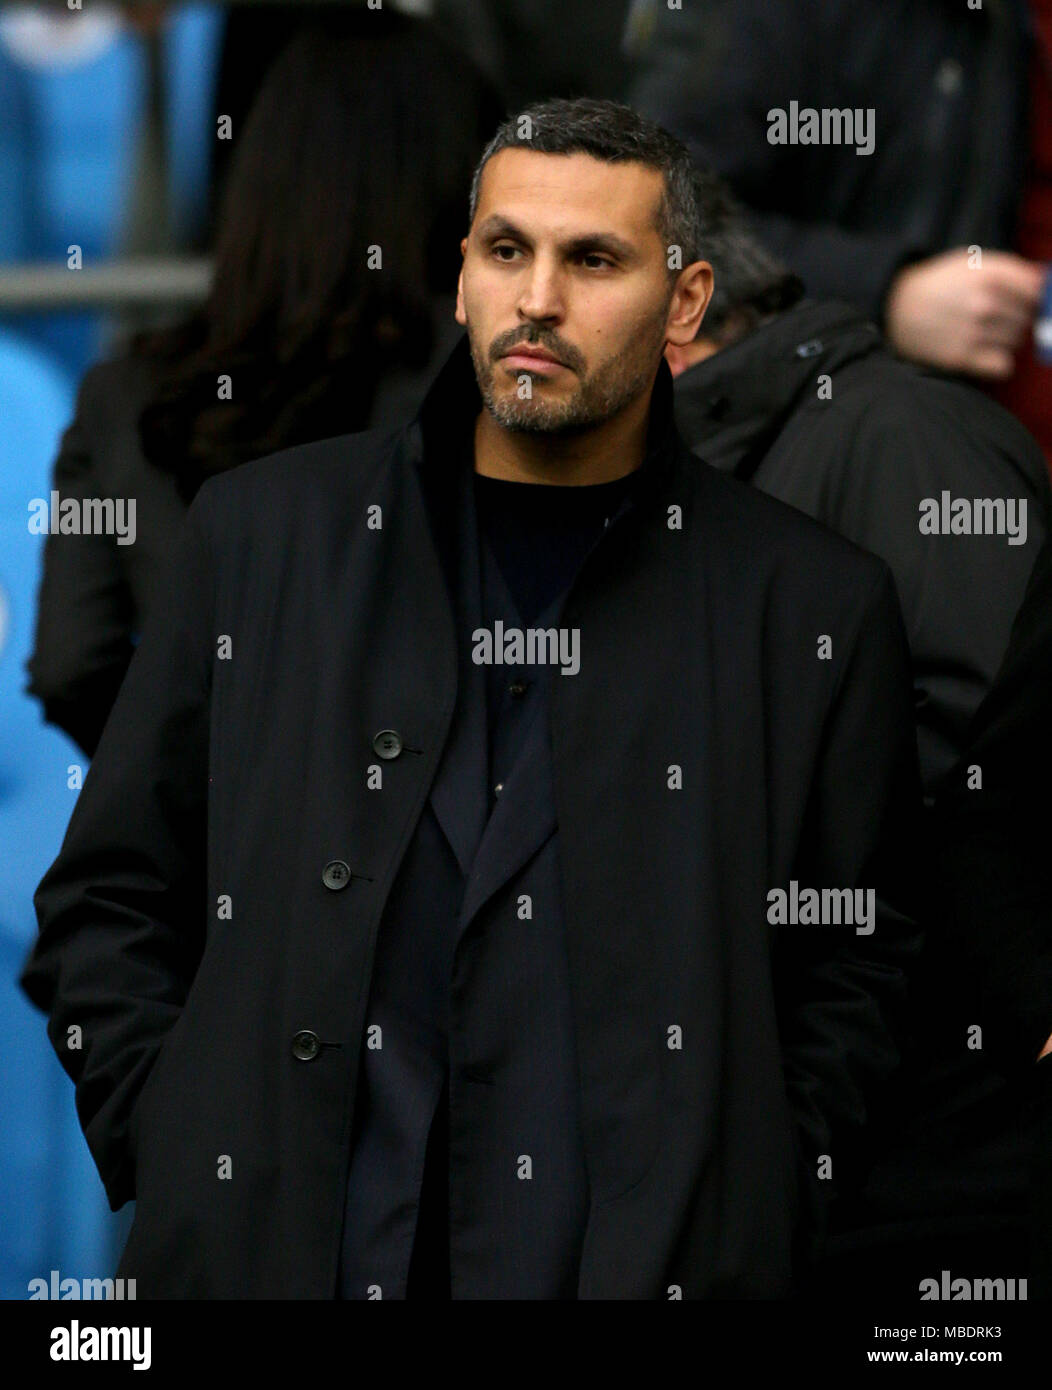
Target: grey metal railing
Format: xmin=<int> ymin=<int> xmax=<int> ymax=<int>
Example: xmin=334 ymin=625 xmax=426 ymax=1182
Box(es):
xmin=0 ymin=258 xmax=214 ymax=312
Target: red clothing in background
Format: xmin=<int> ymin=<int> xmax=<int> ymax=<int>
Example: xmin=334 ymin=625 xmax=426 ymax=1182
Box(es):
xmin=991 ymin=1 xmax=1052 ymax=470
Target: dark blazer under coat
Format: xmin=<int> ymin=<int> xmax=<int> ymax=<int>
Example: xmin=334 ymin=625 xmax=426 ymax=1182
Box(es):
xmin=21 ymin=332 xmax=923 ymax=1298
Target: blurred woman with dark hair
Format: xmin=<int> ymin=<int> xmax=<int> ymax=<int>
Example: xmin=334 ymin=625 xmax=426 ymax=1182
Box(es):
xmin=26 ymin=10 xmax=502 ymax=757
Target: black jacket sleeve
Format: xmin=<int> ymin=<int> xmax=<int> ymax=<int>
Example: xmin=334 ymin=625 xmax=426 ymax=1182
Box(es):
xmin=930 ymin=536 xmax=1052 ymax=1077
xmin=775 ymin=564 xmax=926 ymax=1259
xmin=19 ymin=481 xmax=218 ymax=1210
xmin=25 ymin=365 xmax=137 ymax=758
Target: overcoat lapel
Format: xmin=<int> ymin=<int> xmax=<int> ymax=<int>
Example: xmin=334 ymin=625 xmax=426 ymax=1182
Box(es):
xmin=549 ymin=459 xmax=728 ymax=1221
xmin=424 ymin=443 xmax=563 ymax=935
xmin=456 ymin=547 xmax=561 ymax=935
xmin=425 ymin=450 xmax=489 ymax=880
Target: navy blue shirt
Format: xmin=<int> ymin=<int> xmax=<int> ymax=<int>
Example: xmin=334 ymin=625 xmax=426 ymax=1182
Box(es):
xmin=471 ymin=471 xmax=638 ymax=626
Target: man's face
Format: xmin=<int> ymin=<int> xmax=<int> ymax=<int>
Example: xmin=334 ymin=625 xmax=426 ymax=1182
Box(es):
xmin=456 ymin=148 xmax=681 ymax=435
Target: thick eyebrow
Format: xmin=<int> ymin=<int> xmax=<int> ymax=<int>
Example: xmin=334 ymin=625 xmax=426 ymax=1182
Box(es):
xmin=475 ymin=214 xmax=640 ymax=263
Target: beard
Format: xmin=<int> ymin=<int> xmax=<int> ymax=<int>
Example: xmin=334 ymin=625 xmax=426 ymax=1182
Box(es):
xmin=466 ymin=312 xmax=669 ymax=437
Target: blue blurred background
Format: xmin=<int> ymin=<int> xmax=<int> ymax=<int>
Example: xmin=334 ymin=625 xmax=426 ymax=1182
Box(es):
xmin=0 ymin=1 xmax=225 ymax=1299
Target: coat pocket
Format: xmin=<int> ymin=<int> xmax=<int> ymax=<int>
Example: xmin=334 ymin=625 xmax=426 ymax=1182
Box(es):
xmin=127 ymin=1008 xmax=190 ymax=1169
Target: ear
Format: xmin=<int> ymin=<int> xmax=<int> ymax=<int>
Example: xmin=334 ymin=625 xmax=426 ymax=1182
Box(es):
xmin=455 ymin=238 xmax=468 ymax=326
xmin=665 ymin=260 xmax=714 ymax=348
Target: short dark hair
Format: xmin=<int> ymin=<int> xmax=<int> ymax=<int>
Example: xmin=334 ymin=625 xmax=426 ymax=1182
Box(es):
xmin=688 ymin=163 xmax=805 ymax=344
xmin=468 ymin=97 xmax=706 ymax=271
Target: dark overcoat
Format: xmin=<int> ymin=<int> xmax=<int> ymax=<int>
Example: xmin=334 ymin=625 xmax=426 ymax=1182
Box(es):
xmin=21 ymin=333 xmax=922 ymax=1297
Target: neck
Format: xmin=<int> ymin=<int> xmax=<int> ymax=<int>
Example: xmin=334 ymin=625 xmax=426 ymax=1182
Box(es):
xmin=471 ymin=384 xmax=653 ymax=486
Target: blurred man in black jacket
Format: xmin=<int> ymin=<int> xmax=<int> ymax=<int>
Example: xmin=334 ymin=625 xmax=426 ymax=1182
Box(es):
xmin=666 ymin=166 xmax=1051 ymax=1295
xmin=668 ymin=168 xmax=1052 ymax=795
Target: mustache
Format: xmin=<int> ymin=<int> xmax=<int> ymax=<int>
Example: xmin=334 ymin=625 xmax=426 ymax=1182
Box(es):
xmin=493 ymin=333 xmax=578 ymax=368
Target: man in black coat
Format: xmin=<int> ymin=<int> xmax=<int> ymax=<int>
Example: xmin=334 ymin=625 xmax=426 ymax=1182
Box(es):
xmin=20 ymin=98 xmax=922 ymax=1299
xmin=665 ymin=177 xmax=1050 ymax=1294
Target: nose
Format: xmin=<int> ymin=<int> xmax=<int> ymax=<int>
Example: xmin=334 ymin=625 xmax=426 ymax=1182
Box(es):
xmin=516 ymin=252 xmax=565 ymax=323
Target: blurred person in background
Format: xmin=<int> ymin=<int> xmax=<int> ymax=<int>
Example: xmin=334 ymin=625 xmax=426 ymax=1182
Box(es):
xmin=207 ymin=0 xmax=634 ymax=209
xmin=664 ymin=164 xmax=1051 ymax=1296
xmin=668 ymin=167 xmax=1051 ymax=795
xmin=24 ymin=10 xmax=501 ymax=759
xmin=625 ymin=0 xmax=1052 ymax=467
xmin=434 ymin=0 xmax=634 ymax=109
